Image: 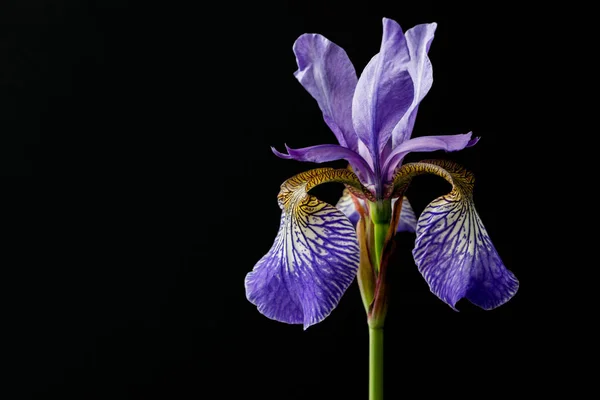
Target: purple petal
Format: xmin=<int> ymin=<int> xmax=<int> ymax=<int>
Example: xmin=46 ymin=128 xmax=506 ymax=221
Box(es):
xmin=352 ymin=18 xmax=414 ymax=168
xmin=272 ymin=144 xmax=375 ymax=185
xmin=383 ymin=133 xmax=479 ymax=181
xmin=336 ymin=190 xmax=417 ymax=233
xmin=413 ymin=195 xmax=519 ymax=310
xmin=392 ymin=23 xmax=437 ymax=147
xmin=245 ymin=170 xmax=361 ymax=329
xmin=395 ymin=197 xmax=417 ymax=233
xmin=271 ymin=146 xmax=292 ymax=159
xmin=335 ymin=189 xmax=360 ymax=226
xmin=293 ymin=34 xmax=359 ymax=151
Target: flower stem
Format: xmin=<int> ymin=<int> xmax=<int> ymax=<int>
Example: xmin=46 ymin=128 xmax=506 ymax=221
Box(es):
xmin=369 ymin=327 xmax=384 ymax=400
xmin=373 ymin=222 xmax=389 ymax=274
xmin=367 ymin=199 xmax=391 ymax=399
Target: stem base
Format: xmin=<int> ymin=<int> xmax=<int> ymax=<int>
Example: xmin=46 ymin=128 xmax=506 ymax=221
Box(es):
xmin=369 ymin=327 xmax=384 ymax=400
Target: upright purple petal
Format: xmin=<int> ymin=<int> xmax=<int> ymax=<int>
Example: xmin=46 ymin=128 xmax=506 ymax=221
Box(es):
xmin=383 ymin=133 xmax=479 ymax=181
xmin=272 ymin=144 xmax=375 ymax=185
xmin=245 ymin=169 xmax=362 ymax=329
xmin=413 ymin=195 xmax=519 ymax=310
xmin=392 ymin=23 xmax=437 ymax=147
xmin=352 ymin=18 xmax=414 ymax=169
xmin=293 ymin=34 xmax=359 ymax=151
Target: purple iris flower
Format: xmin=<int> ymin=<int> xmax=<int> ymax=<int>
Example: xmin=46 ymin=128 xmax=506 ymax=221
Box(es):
xmin=272 ymin=18 xmax=477 ymax=198
xmin=245 ymin=18 xmax=518 ymax=329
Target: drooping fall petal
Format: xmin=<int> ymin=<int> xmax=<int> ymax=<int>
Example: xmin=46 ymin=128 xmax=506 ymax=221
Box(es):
xmin=391 ymin=160 xmax=518 ymax=310
xmin=293 ymin=34 xmax=359 ymax=151
xmin=245 ymin=168 xmax=367 ymax=329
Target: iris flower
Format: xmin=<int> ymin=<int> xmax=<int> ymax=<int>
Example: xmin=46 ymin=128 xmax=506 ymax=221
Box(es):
xmin=245 ymin=18 xmax=518 ymax=399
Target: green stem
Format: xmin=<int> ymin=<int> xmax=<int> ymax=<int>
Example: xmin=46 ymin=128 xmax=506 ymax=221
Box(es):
xmin=367 ymin=199 xmax=391 ymax=399
xmin=373 ymin=222 xmax=389 ymax=273
xmin=369 ymin=327 xmax=384 ymax=400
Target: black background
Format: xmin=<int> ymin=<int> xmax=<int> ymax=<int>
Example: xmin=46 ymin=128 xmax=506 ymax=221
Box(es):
xmin=3 ymin=1 xmax=565 ymax=399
